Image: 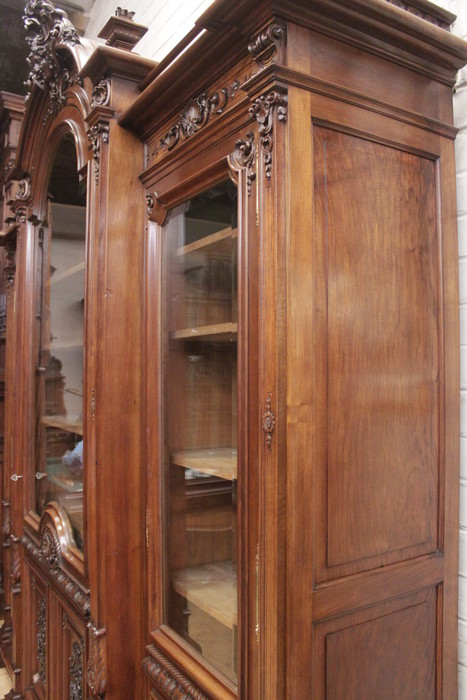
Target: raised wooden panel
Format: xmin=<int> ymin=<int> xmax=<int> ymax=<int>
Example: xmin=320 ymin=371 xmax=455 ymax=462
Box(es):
xmin=313 ymin=587 xmax=437 ymax=699
xmin=313 ymin=125 xmax=440 ymax=582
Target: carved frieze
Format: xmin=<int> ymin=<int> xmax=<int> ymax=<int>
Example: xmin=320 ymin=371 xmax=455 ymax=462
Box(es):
xmin=248 ymin=23 xmax=286 ymax=69
xmin=249 ymin=89 xmax=287 ymax=184
xmin=87 ymin=124 xmax=110 ymax=184
xmin=143 ymin=645 xmax=208 ymax=700
xmin=156 ymin=81 xmax=240 ymax=155
xmin=69 ymin=639 xmax=84 ymax=700
xmin=23 ymin=0 xmax=81 ymax=122
xmin=228 ymin=131 xmax=256 ymax=196
xmin=87 ymin=623 xmax=106 ymax=699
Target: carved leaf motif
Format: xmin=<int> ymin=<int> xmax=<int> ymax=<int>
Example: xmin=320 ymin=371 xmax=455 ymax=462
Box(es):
xmin=384 ymin=0 xmax=450 ymax=28
xmin=23 ymin=0 xmax=81 ymax=121
xmin=249 ymin=89 xmax=287 ymax=183
xmin=87 ymin=623 xmax=106 ymax=698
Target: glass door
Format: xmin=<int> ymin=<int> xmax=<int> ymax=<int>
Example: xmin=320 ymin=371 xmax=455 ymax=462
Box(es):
xmin=163 ymin=180 xmax=238 ymax=683
xmin=35 ymin=137 xmax=86 ymax=551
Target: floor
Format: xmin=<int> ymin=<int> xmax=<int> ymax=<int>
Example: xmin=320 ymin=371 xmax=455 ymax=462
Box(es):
xmin=0 ymin=668 xmax=11 ymax=696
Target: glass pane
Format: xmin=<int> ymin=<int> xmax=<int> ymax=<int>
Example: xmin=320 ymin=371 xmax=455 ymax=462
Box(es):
xmin=164 ymin=180 xmax=238 ymax=683
xmin=35 ymin=138 xmax=86 ymax=551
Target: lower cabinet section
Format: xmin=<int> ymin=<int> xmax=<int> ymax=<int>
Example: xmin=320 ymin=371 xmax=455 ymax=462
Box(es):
xmin=313 ymin=587 xmax=437 ymax=700
xmin=24 ymin=562 xmax=87 ymax=700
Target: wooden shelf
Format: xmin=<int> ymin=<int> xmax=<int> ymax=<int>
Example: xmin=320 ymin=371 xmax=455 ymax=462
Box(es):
xmin=176 ymin=227 xmax=237 ymax=257
xmin=41 ymin=415 xmax=83 ymax=435
xmin=50 ymin=262 xmax=85 ymax=285
xmin=171 ymin=322 xmax=237 ymax=342
xmin=171 ymin=561 xmax=237 ymax=629
xmin=171 ymin=447 xmax=237 ymax=480
xmin=43 ymin=341 xmax=83 ymax=351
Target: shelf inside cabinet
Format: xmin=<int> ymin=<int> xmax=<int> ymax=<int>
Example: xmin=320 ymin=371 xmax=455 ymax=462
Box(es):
xmin=172 ymin=447 xmax=237 ymax=480
xmin=176 ymin=227 xmax=237 ymax=258
xmin=50 ymin=261 xmax=85 ymax=285
xmin=172 ymin=561 xmax=237 ymax=629
xmin=170 ymin=322 xmax=237 ymax=342
xmin=41 ymin=415 xmax=83 ymax=435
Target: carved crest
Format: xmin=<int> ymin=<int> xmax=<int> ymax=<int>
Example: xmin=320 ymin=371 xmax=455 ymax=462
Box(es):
xmin=23 ymin=0 xmax=81 ymax=121
xmin=249 ymin=89 xmax=287 ymax=183
xmin=228 ymin=132 xmax=256 ymax=196
xmin=87 ymin=623 xmax=106 ymax=699
xmin=157 ymin=81 xmax=240 ymax=154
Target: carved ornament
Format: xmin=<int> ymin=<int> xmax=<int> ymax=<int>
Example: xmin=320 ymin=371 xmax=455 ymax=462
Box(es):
xmin=262 ymin=393 xmax=275 ymax=449
xmin=249 ymin=89 xmax=287 ymax=183
xmin=69 ymin=639 xmax=84 ymax=700
xmin=87 ymin=623 xmax=106 ymax=699
xmin=384 ymin=0 xmax=450 ymax=28
xmin=23 ymin=0 xmax=81 ymax=122
xmin=23 ymin=504 xmax=90 ymax=616
xmin=87 ymin=124 xmax=110 ymax=184
xmin=115 ymin=8 xmax=135 ymax=20
xmin=228 ymin=131 xmax=256 ymax=196
xmin=2 ymin=500 xmax=11 ymax=544
xmin=157 ymin=81 xmax=240 ymax=154
xmin=4 ymin=238 xmax=16 ymax=289
xmin=248 ymin=23 xmax=285 ymax=69
xmin=10 ymin=535 xmax=21 ymax=594
xmin=91 ymin=79 xmax=111 ymax=109
xmin=146 ymin=193 xmax=154 ymax=217
xmin=143 ymin=645 xmax=208 ymax=700
xmin=36 ymin=596 xmax=46 ymax=684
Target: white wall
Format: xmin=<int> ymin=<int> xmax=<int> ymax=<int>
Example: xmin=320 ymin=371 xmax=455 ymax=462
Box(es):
xmin=83 ymin=0 xmax=467 ymax=694
xmin=85 ymin=0 xmax=215 ymax=62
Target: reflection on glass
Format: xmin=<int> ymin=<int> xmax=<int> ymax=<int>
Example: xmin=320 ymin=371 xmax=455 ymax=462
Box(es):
xmin=35 ymin=138 xmax=86 ymax=551
xmin=164 ymin=181 xmax=238 ymax=683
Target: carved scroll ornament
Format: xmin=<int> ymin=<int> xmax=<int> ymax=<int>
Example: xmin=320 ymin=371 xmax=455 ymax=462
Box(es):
xmin=250 ymin=89 xmax=287 ymax=183
xmin=23 ymin=0 xmax=81 ymax=121
xmin=88 ymin=124 xmax=110 ymax=184
xmin=248 ymin=23 xmax=285 ymax=69
xmin=157 ymin=81 xmax=240 ymax=154
xmin=228 ymin=131 xmax=256 ymax=196
xmin=91 ymin=79 xmax=111 ymax=109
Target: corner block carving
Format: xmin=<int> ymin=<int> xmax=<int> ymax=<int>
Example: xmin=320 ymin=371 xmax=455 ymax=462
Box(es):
xmin=249 ymin=89 xmax=287 ymax=184
xmin=143 ymin=644 xmax=208 ymax=700
xmin=156 ymin=80 xmax=240 ymax=155
xmin=228 ymin=131 xmax=256 ymax=196
xmin=23 ymin=0 xmax=81 ymax=121
xmin=87 ymin=623 xmax=106 ymax=699
xmin=248 ymin=23 xmax=286 ymax=69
